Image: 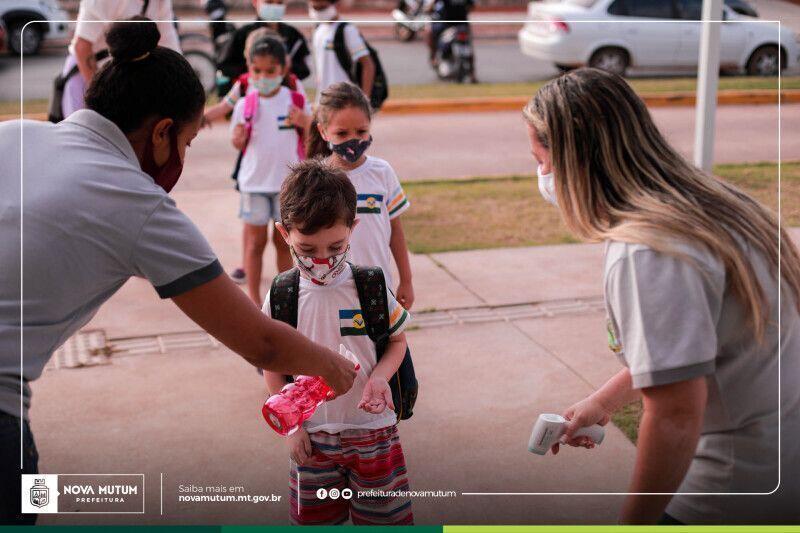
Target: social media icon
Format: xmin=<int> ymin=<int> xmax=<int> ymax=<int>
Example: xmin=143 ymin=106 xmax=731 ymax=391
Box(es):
xmin=316 ymin=488 xmax=328 ymax=499
xmin=342 ymin=488 xmax=353 ymax=500
xmin=329 ymin=488 xmax=341 ymax=500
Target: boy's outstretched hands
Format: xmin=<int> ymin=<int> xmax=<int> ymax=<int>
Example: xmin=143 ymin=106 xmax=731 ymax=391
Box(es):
xmin=551 ymin=395 xmax=611 ymax=455
xmin=287 ymin=428 xmax=313 ymax=466
xmin=358 ymin=376 xmax=395 ymax=414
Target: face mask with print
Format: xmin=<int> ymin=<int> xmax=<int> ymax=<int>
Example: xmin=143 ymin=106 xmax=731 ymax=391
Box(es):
xmin=308 ymin=4 xmax=337 ymax=21
xmin=252 ymin=75 xmax=283 ymax=96
xmin=258 ymin=2 xmax=285 ymax=21
xmin=537 ymin=164 xmax=558 ymax=207
xmin=291 ymin=245 xmax=350 ymax=286
xmin=329 ymin=136 xmax=372 ymax=164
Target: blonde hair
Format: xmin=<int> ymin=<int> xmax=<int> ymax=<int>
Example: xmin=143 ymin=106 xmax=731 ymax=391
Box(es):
xmin=523 ymin=67 xmax=800 ymax=339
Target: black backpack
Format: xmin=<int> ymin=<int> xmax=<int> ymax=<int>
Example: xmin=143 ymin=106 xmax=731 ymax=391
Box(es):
xmin=269 ymin=264 xmax=418 ymax=420
xmin=332 ymin=22 xmax=389 ymax=110
xmin=47 ymin=50 xmax=109 ymax=123
xmin=48 ymin=0 xmax=151 ymax=123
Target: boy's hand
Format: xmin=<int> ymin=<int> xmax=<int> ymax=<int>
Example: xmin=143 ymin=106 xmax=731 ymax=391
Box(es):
xmin=396 ymin=280 xmax=415 ymax=310
xmin=286 ymin=105 xmax=310 ymax=130
xmin=358 ymin=376 xmax=394 ymax=414
xmin=287 ymin=428 xmax=313 ymax=466
xmin=231 ymin=124 xmax=248 ymax=151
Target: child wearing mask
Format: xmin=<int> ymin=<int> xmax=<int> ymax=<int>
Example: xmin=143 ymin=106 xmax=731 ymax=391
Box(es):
xmin=309 ymin=0 xmax=376 ymax=102
xmin=306 ymin=82 xmax=414 ymax=309
xmin=263 ymin=158 xmax=414 ymax=525
xmin=229 ymin=36 xmax=310 ymax=305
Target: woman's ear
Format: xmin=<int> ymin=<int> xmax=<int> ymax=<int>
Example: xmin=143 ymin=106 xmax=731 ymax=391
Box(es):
xmin=151 ymin=118 xmax=173 ymax=146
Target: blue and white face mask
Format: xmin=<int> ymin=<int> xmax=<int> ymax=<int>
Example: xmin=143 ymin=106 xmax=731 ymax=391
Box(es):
xmin=537 ymin=164 xmax=558 ymax=206
xmin=329 ymin=136 xmax=373 ymax=163
xmin=252 ymin=75 xmax=283 ymax=96
xmin=258 ymin=2 xmax=285 ymax=21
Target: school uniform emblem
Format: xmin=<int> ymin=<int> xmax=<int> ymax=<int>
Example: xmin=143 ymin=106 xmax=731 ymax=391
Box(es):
xmin=357 ymin=193 xmax=383 ymax=214
xmin=606 ymin=318 xmax=623 ymax=354
xmin=277 ymin=115 xmax=294 ymax=131
xmin=339 ymin=309 xmax=368 ymax=336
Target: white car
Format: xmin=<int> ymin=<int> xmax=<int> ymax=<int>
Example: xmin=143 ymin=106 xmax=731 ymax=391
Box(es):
xmin=518 ymin=0 xmax=800 ymax=76
xmin=1 ymin=0 xmax=70 ymax=55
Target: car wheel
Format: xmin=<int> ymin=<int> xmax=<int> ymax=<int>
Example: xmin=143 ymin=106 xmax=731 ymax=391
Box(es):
xmin=8 ymin=22 xmax=42 ymax=55
xmin=589 ymin=47 xmax=629 ymax=76
xmin=183 ymin=50 xmax=217 ymax=96
xmin=746 ymin=46 xmax=781 ymax=76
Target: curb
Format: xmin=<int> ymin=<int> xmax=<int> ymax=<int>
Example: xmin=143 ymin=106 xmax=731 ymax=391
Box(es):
xmin=379 ymin=89 xmax=800 ymax=115
xmin=4 ymin=89 xmax=798 ymax=122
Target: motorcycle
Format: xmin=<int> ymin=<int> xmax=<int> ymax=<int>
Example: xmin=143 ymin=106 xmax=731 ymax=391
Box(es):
xmin=433 ymin=23 xmax=475 ymax=83
xmin=392 ymin=0 xmax=430 ymax=42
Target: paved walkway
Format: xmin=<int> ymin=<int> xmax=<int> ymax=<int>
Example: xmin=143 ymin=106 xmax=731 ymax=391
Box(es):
xmin=179 ymin=104 xmax=797 ymax=192
xmin=28 ymin=172 xmax=799 ymax=523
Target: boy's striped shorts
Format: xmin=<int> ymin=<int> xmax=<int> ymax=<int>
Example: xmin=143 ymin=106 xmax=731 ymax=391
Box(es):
xmin=289 ymin=425 xmax=414 ymax=525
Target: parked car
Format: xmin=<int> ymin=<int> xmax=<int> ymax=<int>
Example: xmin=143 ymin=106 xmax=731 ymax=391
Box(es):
xmin=518 ymin=0 xmax=800 ymax=76
xmin=1 ymin=0 xmax=70 ymax=55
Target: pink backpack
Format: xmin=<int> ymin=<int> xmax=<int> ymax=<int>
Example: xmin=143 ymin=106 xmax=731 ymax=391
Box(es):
xmin=241 ymin=86 xmax=306 ymax=160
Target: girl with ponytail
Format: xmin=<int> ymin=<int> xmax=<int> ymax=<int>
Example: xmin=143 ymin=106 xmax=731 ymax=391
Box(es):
xmin=308 ymin=82 xmax=415 ymax=310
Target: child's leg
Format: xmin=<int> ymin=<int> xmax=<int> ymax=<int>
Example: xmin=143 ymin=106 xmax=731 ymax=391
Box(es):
xmin=244 ymin=223 xmax=268 ymax=305
xmin=267 ymin=194 xmax=292 ymax=273
xmin=289 ymin=431 xmax=350 ymax=525
xmin=343 ymin=426 xmax=414 ymax=525
xmin=272 ymin=222 xmax=292 ymax=273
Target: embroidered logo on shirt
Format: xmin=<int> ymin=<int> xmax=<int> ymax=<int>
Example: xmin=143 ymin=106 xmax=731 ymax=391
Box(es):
xmin=339 ymin=309 xmax=368 ymax=336
xmin=606 ymin=318 xmax=623 ymax=354
xmin=357 ymin=193 xmax=383 ymax=214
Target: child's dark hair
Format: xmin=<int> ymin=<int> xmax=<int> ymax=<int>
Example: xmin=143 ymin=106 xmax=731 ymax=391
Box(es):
xmin=280 ymin=158 xmax=357 ymax=235
xmin=85 ymin=17 xmax=205 ymax=134
xmin=248 ymin=35 xmax=287 ymax=66
xmin=306 ymin=82 xmax=372 ymax=159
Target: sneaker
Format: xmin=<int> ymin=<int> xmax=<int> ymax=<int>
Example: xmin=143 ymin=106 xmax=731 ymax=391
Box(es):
xmin=230 ymin=267 xmax=246 ymax=285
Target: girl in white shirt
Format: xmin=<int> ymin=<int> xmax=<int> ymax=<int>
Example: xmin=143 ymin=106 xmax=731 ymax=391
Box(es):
xmin=305 ymin=82 xmax=415 ymax=308
xmin=230 ymin=36 xmax=310 ymax=305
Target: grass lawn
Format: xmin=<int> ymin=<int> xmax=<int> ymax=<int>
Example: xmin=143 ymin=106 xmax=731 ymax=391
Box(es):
xmin=402 ymin=161 xmax=799 ymax=254
xmin=403 ymin=160 xmax=797 ymax=443
xmin=3 ymin=75 xmax=798 ymax=116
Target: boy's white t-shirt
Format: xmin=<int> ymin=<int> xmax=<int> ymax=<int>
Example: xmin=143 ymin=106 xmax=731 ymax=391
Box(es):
xmin=263 ymin=264 xmax=411 ymax=434
xmin=312 ymin=21 xmax=369 ymax=100
xmin=230 ymin=86 xmax=307 ymax=193
xmin=345 ymin=156 xmax=410 ymax=290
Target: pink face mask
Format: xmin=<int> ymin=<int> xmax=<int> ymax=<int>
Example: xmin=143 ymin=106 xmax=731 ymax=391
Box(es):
xmin=140 ymin=126 xmax=184 ymax=193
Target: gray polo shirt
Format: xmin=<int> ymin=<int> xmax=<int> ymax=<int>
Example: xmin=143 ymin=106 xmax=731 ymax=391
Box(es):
xmin=0 ymin=110 xmax=223 ymax=420
xmin=605 ymin=238 xmax=800 ymax=523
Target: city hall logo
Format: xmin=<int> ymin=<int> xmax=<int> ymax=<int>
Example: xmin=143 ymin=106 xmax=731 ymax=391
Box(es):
xmin=29 ymin=478 xmax=49 ymax=508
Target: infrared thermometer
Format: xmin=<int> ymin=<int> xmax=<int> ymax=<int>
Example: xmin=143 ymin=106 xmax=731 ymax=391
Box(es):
xmin=528 ymin=413 xmax=605 ymax=455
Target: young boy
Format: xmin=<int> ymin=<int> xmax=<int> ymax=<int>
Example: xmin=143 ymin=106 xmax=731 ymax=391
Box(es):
xmin=309 ymin=0 xmax=376 ymax=102
xmin=263 ymin=159 xmax=414 ymax=525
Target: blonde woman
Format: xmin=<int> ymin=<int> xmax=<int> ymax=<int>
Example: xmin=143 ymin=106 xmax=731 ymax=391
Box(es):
xmin=523 ymin=68 xmax=800 ymax=524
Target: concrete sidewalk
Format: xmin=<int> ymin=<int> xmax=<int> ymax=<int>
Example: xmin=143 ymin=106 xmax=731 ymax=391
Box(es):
xmin=28 ymin=170 xmax=799 ymax=523
xmin=182 ymin=104 xmax=797 ymax=191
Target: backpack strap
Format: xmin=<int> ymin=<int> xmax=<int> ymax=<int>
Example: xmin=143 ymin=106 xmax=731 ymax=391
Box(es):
xmin=268 ymin=268 xmax=300 ymax=384
xmin=141 ymin=0 xmax=150 ymax=15
xmin=241 ymin=89 xmax=259 ymax=154
xmin=269 ymin=268 xmax=300 ymax=329
xmin=289 ymin=90 xmax=306 ymax=160
xmin=237 ymin=73 xmax=249 ymax=96
xmin=332 ymin=22 xmax=355 ymax=80
xmin=349 ymin=264 xmax=391 ymax=359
